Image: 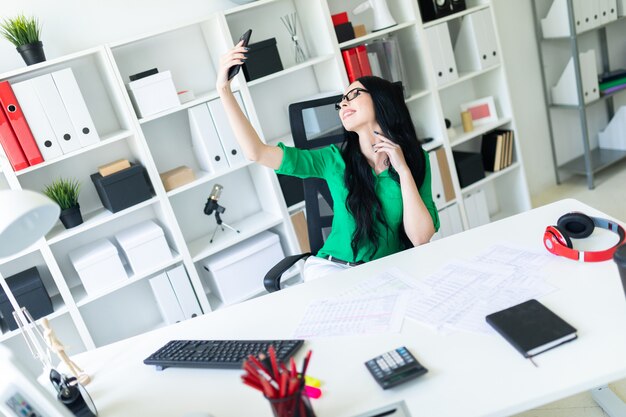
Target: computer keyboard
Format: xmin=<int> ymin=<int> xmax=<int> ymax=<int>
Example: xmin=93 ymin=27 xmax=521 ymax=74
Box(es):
xmin=143 ymin=339 xmax=304 ymax=370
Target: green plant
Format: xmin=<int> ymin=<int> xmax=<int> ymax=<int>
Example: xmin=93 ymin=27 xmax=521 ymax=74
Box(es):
xmin=0 ymin=15 xmax=41 ymax=47
xmin=43 ymin=178 xmax=81 ymax=211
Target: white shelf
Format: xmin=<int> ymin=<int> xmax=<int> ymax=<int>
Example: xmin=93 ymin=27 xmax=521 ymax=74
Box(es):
xmin=423 ymin=4 xmax=490 ymax=28
xmin=15 ymin=130 xmax=133 ymax=176
xmin=405 ymin=89 xmax=431 ymax=104
xmin=461 ymin=162 xmax=520 ymax=194
xmin=46 ymin=197 xmax=159 ymax=245
xmin=74 ymin=252 xmax=182 ymax=307
xmin=189 ymin=211 xmax=284 ymax=262
xmin=0 ymin=244 xmax=40 ymax=267
xmin=0 ymin=294 xmax=68 ymax=342
xmin=246 ymin=55 xmax=335 ymax=87
xmin=437 ymin=199 xmax=458 ymax=211
xmin=449 ymin=117 xmax=513 ymax=147
xmin=138 ymin=90 xmax=222 ymax=124
xmin=288 ymin=201 xmax=305 ymax=214
xmin=438 ymin=64 xmax=501 ymax=91
xmin=166 ymin=161 xmax=254 ymax=197
xmin=339 ymin=22 xmax=417 ymax=49
xmin=224 ymin=0 xmax=281 ymax=16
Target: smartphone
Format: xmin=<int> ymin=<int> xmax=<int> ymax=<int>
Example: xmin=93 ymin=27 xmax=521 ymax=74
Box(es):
xmin=227 ymin=29 xmax=252 ymax=80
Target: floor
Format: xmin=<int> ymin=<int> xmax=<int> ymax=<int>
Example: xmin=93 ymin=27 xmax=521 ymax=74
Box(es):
xmin=513 ymin=160 xmax=626 ymax=417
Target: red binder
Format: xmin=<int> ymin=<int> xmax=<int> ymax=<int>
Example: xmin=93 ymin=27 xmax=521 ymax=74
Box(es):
xmin=355 ymin=45 xmax=373 ymax=77
xmin=0 ymin=107 xmax=29 ymax=171
xmin=0 ymin=81 xmax=43 ymax=166
xmin=341 ymin=48 xmax=362 ymax=83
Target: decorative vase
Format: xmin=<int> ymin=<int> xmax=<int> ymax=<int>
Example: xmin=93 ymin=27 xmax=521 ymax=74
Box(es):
xmin=59 ymin=204 xmax=83 ymax=229
xmin=16 ymin=41 xmax=46 ymax=66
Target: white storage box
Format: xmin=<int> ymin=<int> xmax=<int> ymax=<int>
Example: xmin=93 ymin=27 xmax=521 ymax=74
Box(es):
xmin=115 ymin=220 xmax=173 ymax=274
xmin=127 ymin=71 xmax=179 ymax=118
xmin=201 ymin=231 xmax=285 ymax=305
xmin=69 ymin=239 xmax=128 ymax=295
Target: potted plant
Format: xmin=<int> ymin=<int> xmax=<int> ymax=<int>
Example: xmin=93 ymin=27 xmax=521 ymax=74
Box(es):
xmin=0 ymin=15 xmax=45 ymax=66
xmin=43 ymin=178 xmax=83 ymax=229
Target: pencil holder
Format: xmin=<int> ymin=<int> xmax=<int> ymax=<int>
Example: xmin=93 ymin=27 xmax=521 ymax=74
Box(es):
xmin=266 ymin=386 xmax=316 ymax=417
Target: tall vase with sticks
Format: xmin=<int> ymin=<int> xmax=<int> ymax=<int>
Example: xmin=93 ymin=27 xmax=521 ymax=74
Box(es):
xmin=281 ymin=13 xmax=307 ymax=64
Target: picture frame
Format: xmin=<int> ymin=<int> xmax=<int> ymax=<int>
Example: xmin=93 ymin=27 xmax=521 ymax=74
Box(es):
xmin=460 ymin=96 xmax=498 ymax=126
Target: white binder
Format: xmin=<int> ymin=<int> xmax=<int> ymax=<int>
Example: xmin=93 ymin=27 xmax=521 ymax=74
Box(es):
xmin=437 ymin=24 xmax=458 ymax=83
xmin=541 ymin=0 xmax=584 ymax=38
xmin=599 ymin=0 xmax=618 ymax=24
xmin=432 ymin=206 xmax=450 ymax=241
xmin=619 ymin=0 xmax=626 ymax=16
xmin=447 ymin=203 xmax=464 ymax=236
xmin=52 ymin=68 xmax=100 ymax=148
xmin=425 ymin=26 xmax=446 ymax=86
xmin=166 ymin=265 xmax=203 ymax=320
xmin=207 ymin=93 xmax=246 ymax=167
xmin=149 ymin=272 xmax=185 ymax=325
xmin=29 ymin=74 xmax=81 ymax=154
xmin=598 ymin=106 xmax=626 ymax=150
xmin=454 ymin=9 xmax=499 ymax=72
xmin=188 ymin=104 xmax=229 ymax=174
xmin=425 ymin=25 xmax=457 ymax=86
xmin=11 ymin=80 xmax=63 ymax=161
xmin=551 ymin=49 xmax=599 ymax=105
xmin=464 ymin=190 xmax=490 ymax=229
xmin=428 ymin=150 xmax=446 ymax=210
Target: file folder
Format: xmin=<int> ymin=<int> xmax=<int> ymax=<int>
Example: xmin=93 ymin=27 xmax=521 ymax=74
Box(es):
xmin=207 ymin=94 xmax=247 ymax=167
xmin=188 ymin=104 xmax=229 ymax=174
xmin=11 ymin=80 xmax=63 ymax=162
xmin=30 ymin=74 xmax=81 ymax=154
xmin=52 ymin=68 xmax=100 ymax=148
xmin=551 ymin=49 xmax=599 ymax=105
xmin=619 ymin=0 xmax=626 ymax=16
xmin=598 ymin=106 xmax=626 ymax=150
xmin=454 ymin=9 xmax=499 ymax=72
xmin=541 ymin=0 xmax=586 ymax=38
xmin=0 ymin=107 xmax=29 ymax=171
xmin=166 ymin=265 xmax=203 ymax=320
xmin=149 ymin=272 xmax=185 ymax=325
xmin=0 ymin=81 xmax=44 ymax=166
xmin=465 ymin=189 xmax=490 ymax=229
xmin=425 ymin=24 xmax=458 ymax=86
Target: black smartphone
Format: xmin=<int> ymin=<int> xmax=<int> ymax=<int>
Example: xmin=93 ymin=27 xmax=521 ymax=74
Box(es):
xmin=227 ymin=29 xmax=252 ymax=80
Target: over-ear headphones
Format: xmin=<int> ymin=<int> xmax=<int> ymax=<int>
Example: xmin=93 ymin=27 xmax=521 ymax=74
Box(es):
xmin=543 ymin=212 xmax=626 ymax=262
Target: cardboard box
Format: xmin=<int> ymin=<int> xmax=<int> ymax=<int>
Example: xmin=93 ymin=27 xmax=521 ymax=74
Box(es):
xmin=353 ymin=24 xmax=367 ymax=38
xmin=291 ymin=211 xmax=310 ymax=253
xmin=115 ymin=220 xmax=172 ymax=274
xmin=69 ymin=239 xmax=128 ymax=295
xmin=98 ymin=159 xmax=131 ymax=177
xmin=201 ymin=231 xmax=285 ymax=305
xmin=160 ymin=166 xmax=195 ymax=191
xmin=127 ymin=70 xmax=179 ymax=118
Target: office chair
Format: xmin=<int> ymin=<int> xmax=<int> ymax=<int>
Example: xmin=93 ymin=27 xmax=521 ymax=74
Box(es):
xmin=264 ymin=93 xmax=344 ymax=293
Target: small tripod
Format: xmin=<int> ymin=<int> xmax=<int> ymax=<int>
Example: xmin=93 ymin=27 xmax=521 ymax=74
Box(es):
xmin=204 ymin=197 xmax=240 ymax=243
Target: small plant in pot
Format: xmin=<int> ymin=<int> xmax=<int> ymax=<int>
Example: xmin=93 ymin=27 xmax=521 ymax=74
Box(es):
xmin=44 ymin=178 xmax=83 ymax=229
xmin=0 ymin=15 xmax=45 ymax=66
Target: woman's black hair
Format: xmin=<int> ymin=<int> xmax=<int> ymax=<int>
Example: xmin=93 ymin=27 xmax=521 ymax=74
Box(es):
xmin=342 ymin=76 xmax=426 ymax=260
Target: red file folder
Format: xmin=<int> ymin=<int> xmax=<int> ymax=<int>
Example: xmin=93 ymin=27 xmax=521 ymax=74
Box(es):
xmin=355 ymin=45 xmax=372 ymax=77
xmin=341 ymin=48 xmax=362 ymax=83
xmin=0 ymin=81 xmax=43 ymax=166
xmin=0 ymin=107 xmax=29 ymax=171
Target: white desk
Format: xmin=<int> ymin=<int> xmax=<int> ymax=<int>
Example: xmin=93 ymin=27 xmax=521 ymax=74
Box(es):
xmin=70 ymin=199 xmax=626 ymax=417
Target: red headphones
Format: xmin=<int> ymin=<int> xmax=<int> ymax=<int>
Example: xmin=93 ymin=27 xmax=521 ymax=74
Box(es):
xmin=544 ymin=212 xmax=626 ymax=262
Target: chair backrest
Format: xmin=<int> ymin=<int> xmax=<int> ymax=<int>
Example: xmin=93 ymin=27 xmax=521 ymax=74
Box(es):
xmin=287 ymin=94 xmax=344 ymax=255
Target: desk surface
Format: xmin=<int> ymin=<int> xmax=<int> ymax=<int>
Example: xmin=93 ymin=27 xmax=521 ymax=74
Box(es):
xmin=72 ymin=199 xmax=626 ymax=417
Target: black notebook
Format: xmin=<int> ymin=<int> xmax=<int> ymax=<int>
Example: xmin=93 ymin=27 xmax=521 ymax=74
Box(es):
xmin=486 ymin=299 xmax=577 ymax=358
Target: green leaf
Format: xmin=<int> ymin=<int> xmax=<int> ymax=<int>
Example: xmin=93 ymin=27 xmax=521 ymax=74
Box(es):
xmin=43 ymin=178 xmax=81 ymax=210
xmin=0 ymin=14 xmax=41 ymax=47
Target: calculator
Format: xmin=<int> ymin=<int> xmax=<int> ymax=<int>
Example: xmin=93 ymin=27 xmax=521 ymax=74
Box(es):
xmin=364 ymin=346 xmax=428 ymax=389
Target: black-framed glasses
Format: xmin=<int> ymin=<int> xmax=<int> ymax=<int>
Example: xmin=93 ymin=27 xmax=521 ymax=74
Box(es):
xmin=334 ymin=88 xmax=369 ymax=111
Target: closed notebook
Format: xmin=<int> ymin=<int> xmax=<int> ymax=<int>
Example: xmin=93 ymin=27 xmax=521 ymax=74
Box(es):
xmin=486 ymin=299 xmax=577 ymax=358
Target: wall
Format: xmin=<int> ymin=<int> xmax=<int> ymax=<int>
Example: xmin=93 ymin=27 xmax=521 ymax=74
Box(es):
xmin=0 ymin=0 xmax=555 ymax=196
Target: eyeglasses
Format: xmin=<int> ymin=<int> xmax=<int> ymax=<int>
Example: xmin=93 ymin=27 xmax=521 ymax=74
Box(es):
xmin=334 ymin=88 xmax=369 ymax=111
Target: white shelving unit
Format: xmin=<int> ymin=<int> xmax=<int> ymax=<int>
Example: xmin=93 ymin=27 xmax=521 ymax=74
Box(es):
xmin=0 ymin=0 xmax=530 ymax=374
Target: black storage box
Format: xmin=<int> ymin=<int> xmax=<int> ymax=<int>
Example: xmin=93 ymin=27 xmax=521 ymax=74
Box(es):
xmin=453 ymin=151 xmax=485 ymax=188
xmin=91 ymin=163 xmax=153 ymax=213
xmin=243 ymin=38 xmax=283 ymax=82
xmin=334 ymin=22 xmax=355 ymax=43
xmin=0 ymin=267 xmax=53 ymax=331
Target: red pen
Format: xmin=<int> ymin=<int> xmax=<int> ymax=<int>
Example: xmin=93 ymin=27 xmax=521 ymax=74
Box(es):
xmin=290 ymin=357 xmax=297 ymax=379
xmin=301 ymin=350 xmax=312 ymax=379
xmin=268 ymin=346 xmax=280 ymax=381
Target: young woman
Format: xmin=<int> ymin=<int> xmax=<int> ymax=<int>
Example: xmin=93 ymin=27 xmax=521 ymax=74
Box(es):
xmin=216 ymin=43 xmax=439 ymax=281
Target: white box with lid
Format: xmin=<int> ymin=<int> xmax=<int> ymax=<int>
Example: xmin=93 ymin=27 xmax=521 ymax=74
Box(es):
xmin=201 ymin=231 xmax=285 ymax=305
xmin=115 ymin=220 xmax=173 ymax=275
xmin=69 ymin=239 xmax=128 ymax=295
xmin=126 ymin=70 xmax=179 ymax=118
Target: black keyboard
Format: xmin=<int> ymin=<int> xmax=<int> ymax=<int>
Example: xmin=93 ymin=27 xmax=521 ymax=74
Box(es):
xmin=143 ymin=339 xmax=304 ymax=370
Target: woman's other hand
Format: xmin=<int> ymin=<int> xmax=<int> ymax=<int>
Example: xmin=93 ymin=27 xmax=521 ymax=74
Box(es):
xmin=216 ymin=41 xmax=248 ymax=91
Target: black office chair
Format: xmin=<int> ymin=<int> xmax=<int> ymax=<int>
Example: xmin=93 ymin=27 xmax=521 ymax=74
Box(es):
xmin=264 ymin=93 xmax=344 ymax=293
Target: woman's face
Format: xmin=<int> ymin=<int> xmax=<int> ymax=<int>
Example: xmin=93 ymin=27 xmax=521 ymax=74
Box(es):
xmin=337 ymin=82 xmax=375 ymax=132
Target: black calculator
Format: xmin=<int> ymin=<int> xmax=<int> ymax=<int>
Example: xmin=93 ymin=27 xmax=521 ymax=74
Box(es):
xmin=364 ymin=346 xmax=428 ymax=389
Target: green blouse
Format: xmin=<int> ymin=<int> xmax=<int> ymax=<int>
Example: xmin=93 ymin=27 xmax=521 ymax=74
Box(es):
xmin=275 ymin=143 xmax=439 ymax=263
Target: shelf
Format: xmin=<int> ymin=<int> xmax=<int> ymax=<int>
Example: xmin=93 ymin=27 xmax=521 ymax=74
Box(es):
xmin=0 ymin=244 xmax=40 ymax=267
xmin=438 ymin=64 xmax=501 ymax=91
xmin=405 ymin=89 xmax=430 ymax=103
xmin=189 ymin=211 xmax=284 ymax=261
xmin=461 ymin=162 xmax=520 ymax=194
xmin=550 ymin=87 xmax=626 ymax=109
xmin=0 ymin=47 xmax=105 ymax=80
xmin=423 ymin=4 xmax=490 ymax=28
xmin=46 ymin=197 xmax=159 ymax=245
xmin=0 ymin=294 xmax=68 ymax=342
xmin=542 ymin=16 xmax=626 ymax=40
xmin=437 ymin=198 xmax=458 ymax=212
xmin=288 ymin=201 xmax=305 ymax=214
xmin=15 ymin=130 xmax=133 ymax=176
xmin=339 ymin=22 xmax=416 ymax=49
xmin=167 ymin=161 xmax=254 ymax=198
xmin=74 ymin=252 xmax=182 ymax=307
xmin=224 ymin=0 xmax=281 ymax=16
xmin=246 ymin=55 xmax=335 ymax=87
xmin=558 ymin=148 xmax=626 ymax=175
xmin=449 ymin=117 xmax=512 ymax=147
xmin=138 ymin=90 xmax=222 ymax=124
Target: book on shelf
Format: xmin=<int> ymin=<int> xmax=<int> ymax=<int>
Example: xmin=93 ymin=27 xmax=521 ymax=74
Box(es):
xmin=341 ymin=48 xmax=362 ymax=83
xmin=355 ymin=45 xmax=372 ymax=77
xmin=486 ymin=299 xmax=577 ymax=359
xmin=481 ymin=129 xmax=514 ymax=172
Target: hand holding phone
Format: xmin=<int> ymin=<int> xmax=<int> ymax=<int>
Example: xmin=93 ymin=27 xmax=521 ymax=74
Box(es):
xmin=227 ymin=29 xmax=252 ymax=80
